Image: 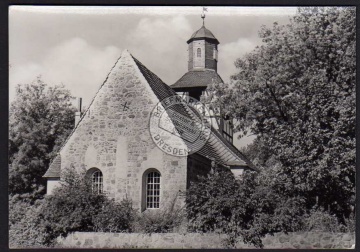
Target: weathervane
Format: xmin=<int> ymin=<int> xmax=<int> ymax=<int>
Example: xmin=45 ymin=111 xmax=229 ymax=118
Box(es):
xmin=201 ymin=7 xmax=208 ymax=26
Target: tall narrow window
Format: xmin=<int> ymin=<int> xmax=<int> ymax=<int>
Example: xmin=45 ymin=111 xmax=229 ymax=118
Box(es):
xmin=146 ymin=171 xmax=161 ymax=209
xmin=86 ymin=168 xmax=104 ymax=194
xmin=91 ymin=169 xmax=103 ymax=194
xmin=197 ymin=48 xmax=201 ymax=57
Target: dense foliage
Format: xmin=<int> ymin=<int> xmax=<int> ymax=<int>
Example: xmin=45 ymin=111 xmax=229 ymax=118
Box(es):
xmin=9 ymin=77 xmax=75 ymax=199
xmin=92 ymin=198 xmax=135 ymax=233
xmin=10 ymin=168 xmax=136 ymax=247
xmin=205 ymin=7 xmax=355 ymax=219
xmin=186 ymin=167 xmax=306 ymax=248
xmin=9 ymin=196 xmax=47 ymax=248
xmin=132 ymin=194 xmax=186 ymax=234
xmin=40 ymin=168 xmax=135 ymax=245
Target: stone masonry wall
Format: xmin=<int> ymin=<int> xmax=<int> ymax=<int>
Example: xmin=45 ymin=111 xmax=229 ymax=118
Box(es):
xmin=59 ymin=51 xmax=187 ymax=210
xmin=58 ymin=231 xmax=355 ymax=249
xmin=190 ymin=40 xmax=205 ymax=69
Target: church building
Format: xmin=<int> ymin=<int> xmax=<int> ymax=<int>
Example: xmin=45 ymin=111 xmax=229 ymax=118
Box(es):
xmin=43 ymin=17 xmax=258 ymax=211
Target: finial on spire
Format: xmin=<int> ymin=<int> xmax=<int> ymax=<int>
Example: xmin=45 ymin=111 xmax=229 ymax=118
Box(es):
xmin=201 ymin=7 xmax=208 ymax=26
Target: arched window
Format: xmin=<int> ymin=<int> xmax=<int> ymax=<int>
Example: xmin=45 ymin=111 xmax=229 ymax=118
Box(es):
xmin=143 ymin=169 xmax=161 ymax=209
xmin=86 ymin=168 xmax=103 ymax=194
xmin=197 ymin=48 xmax=201 ymax=57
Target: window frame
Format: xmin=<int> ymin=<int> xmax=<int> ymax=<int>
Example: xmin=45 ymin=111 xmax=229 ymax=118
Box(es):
xmin=197 ymin=48 xmax=201 ymax=57
xmin=142 ymin=168 xmax=161 ymax=211
xmin=86 ymin=168 xmax=104 ymax=194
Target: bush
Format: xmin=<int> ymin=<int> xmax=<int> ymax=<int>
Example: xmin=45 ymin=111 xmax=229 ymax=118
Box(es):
xmin=9 ymin=195 xmax=47 ymax=248
xmin=40 ymin=168 xmax=106 ymax=245
xmin=343 ymin=212 xmax=355 ymax=233
xmin=186 ymin=167 xmax=239 ymax=233
xmin=186 ymin=166 xmax=307 ymax=248
xmin=133 ymin=194 xmax=185 ymax=234
xmin=40 ymin=167 xmax=135 ymax=245
xmin=303 ymin=207 xmax=345 ymax=232
xmin=92 ymin=198 xmax=135 ymax=232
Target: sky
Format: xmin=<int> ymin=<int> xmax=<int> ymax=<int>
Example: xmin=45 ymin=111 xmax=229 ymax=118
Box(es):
xmin=9 ymin=6 xmax=297 ymax=148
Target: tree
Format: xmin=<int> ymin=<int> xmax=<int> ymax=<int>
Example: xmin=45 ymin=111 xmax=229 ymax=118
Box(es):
xmin=206 ymin=7 xmax=355 ymax=219
xmin=9 ymin=195 xmax=47 ymax=248
xmin=9 ymin=77 xmax=75 ymax=199
xmin=186 ymin=166 xmax=306 ymax=248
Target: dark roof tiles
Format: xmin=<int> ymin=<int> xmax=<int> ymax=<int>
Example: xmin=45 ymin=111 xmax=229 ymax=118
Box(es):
xmin=43 ymin=154 xmax=61 ymax=178
xmin=187 ymin=25 xmax=219 ymax=44
xmin=171 ymin=70 xmax=224 ymax=89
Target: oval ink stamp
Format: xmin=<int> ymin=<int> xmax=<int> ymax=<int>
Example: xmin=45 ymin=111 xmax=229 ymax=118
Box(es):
xmin=149 ymin=95 xmax=212 ymax=156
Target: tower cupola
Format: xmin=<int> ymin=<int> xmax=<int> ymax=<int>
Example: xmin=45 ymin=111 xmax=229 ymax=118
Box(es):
xmin=171 ymin=13 xmax=223 ymax=97
xmin=171 ymin=11 xmax=233 ymax=143
xmin=187 ymin=21 xmax=219 ymax=72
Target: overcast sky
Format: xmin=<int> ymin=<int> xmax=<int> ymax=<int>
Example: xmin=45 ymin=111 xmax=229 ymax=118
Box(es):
xmin=9 ymin=6 xmax=297 ymax=147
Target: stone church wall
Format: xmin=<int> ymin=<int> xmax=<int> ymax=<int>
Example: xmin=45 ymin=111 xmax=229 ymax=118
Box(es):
xmin=59 ymin=52 xmax=188 ymax=210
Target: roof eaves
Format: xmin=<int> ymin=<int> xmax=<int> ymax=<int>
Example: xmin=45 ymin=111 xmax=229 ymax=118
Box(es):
xmin=43 ymin=154 xmax=61 ymax=178
xmin=210 ymin=128 xmax=259 ymax=172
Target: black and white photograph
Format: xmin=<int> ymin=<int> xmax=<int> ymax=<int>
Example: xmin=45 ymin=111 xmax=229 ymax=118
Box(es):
xmin=8 ymin=5 xmax=355 ymax=249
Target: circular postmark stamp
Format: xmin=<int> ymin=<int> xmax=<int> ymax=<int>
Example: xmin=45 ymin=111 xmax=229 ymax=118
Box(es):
xmin=149 ymin=95 xmax=212 ymax=156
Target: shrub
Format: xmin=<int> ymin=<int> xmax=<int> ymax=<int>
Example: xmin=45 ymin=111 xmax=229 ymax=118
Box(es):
xmin=186 ymin=166 xmax=307 ymax=248
xmin=133 ymin=194 xmax=186 ymax=234
xmin=303 ymin=207 xmax=345 ymax=232
xmin=186 ymin=167 xmax=239 ymax=234
xmin=9 ymin=195 xmax=47 ymax=248
xmin=343 ymin=212 xmax=355 ymax=233
xmin=92 ymin=198 xmax=135 ymax=232
xmin=40 ymin=167 xmax=135 ymax=245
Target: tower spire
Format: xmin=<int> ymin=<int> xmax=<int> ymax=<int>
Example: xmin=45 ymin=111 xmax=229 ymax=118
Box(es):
xmin=201 ymin=7 xmax=208 ymax=26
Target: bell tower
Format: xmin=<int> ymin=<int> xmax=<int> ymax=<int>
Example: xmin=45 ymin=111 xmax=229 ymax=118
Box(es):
xmin=171 ymin=12 xmax=233 ymax=143
xmin=171 ymin=13 xmax=221 ymax=100
xmin=187 ymin=13 xmax=219 ymax=72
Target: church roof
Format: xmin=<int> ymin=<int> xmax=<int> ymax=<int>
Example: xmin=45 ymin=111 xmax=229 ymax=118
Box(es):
xmin=171 ymin=69 xmax=224 ymax=89
xmin=43 ymin=50 xmax=256 ymax=178
xmin=187 ymin=25 xmax=219 ymax=44
xmin=132 ymin=52 xmax=255 ymax=170
xmin=209 ymin=129 xmax=258 ymax=171
xmin=43 ymin=154 xmax=61 ymax=178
